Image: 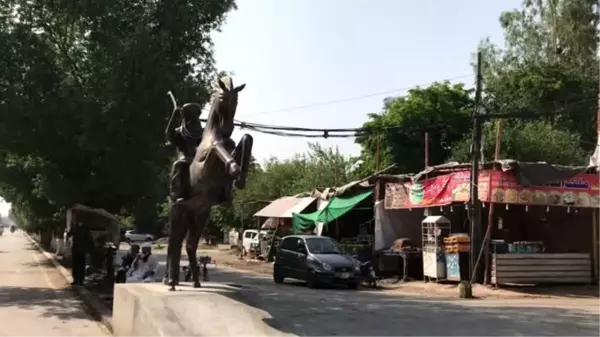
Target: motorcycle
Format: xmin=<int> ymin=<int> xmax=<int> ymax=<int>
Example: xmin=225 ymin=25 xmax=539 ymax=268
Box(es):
xmin=182 ymin=255 xmax=212 ymax=282
xmin=352 ymin=254 xmax=377 ymax=288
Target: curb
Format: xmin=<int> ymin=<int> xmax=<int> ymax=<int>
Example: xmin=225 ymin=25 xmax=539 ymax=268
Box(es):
xmin=23 ymin=231 xmax=114 ymax=333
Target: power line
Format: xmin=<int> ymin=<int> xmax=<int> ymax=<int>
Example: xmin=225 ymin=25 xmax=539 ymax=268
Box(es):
xmin=223 ymin=96 xmax=599 ymax=139
xmin=196 ymin=91 xmax=598 ymax=139
xmin=236 ymin=74 xmax=475 ymax=117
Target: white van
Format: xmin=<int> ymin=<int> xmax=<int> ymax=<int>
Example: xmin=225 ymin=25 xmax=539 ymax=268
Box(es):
xmin=242 ymin=229 xmax=270 ymax=256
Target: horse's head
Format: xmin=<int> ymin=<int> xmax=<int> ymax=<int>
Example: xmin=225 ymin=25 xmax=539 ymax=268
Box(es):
xmin=217 ymin=76 xmax=245 ymax=117
xmin=210 ymin=76 xmax=245 ymax=138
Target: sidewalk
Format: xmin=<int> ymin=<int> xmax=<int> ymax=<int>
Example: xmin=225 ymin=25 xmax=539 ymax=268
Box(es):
xmin=0 ymin=231 xmax=108 ymax=336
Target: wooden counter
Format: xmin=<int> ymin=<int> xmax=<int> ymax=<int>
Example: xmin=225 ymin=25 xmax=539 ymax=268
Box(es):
xmin=492 ymin=253 xmax=592 ymax=285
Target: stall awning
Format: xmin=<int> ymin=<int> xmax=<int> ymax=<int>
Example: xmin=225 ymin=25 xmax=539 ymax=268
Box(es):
xmin=282 ymin=197 xmax=316 ymax=218
xmin=292 ymin=190 xmax=373 ymax=233
xmin=254 ymin=197 xmax=316 ymax=218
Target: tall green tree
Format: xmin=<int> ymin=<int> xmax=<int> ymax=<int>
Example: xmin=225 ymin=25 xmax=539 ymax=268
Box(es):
xmin=356 ymin=82 xmax=474 ymax=174
xmin=0 ymin=0 xmax=236 ymax=232
xmin=451 ymin=120 xmax=588 ymax=165
xmin=209 ymin=143 xmax=359 ymax=231
xmin=479 ymin=0 xmax=599 ymax=151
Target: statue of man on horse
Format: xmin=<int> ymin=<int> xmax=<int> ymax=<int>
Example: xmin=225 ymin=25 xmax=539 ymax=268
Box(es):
xmin=164 ymin=76 xmax=253 ymax=290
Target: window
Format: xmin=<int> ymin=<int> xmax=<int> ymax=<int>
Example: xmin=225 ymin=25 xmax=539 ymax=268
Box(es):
xmin=280 ymin=237 xmax=297 ymax=251
xmin=244 ymin=231 xmax=256 ymax=239
xmin=305 ymin=237 xmax=340 ymax=254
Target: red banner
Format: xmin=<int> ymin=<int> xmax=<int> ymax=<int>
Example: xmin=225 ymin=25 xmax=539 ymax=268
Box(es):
xmin=480 ymin=170 xmax=599 ymax=207
xmin=384 ymin=170 xmax=599 ymax=209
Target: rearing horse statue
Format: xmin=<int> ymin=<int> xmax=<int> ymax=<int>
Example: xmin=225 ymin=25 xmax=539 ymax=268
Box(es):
xmin=164 ymin=76 xmax=252 ymax=291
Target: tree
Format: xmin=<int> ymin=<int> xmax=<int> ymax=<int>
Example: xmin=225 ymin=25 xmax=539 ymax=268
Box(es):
xmin=451 ymin=120 xmax=588 ymax=165
xmin=356 ymin=82 xmax=474 ymax=174
xmin=0 ymin=0 xmax=237 ymax=232
xmin=208 ymin=144 xmax=359 ymax=231
xmin=479 ymin=0 xmax=599 ymax=151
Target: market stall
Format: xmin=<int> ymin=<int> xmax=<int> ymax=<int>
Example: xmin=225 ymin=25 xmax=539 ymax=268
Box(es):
xmin=480 ymin=165 xmax=598 ymax=286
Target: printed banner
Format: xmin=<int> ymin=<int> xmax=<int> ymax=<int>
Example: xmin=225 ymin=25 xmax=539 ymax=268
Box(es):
xmin=384 ymin=170 xmax=599 ymax=209
xmin=481 ymin=170 xmax=599 ymax=208
xmin=384 ymin=171 xmax=471 ymax=209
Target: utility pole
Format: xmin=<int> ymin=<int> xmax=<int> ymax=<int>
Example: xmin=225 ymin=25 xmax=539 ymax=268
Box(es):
xmin=424 ymin=132 xmax=429 ymax=167
xmin=469 ymin=51 xmax=484 ymax=283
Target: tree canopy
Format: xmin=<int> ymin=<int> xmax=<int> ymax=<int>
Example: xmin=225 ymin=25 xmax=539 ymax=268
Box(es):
xmin=0 ymin=0 xmax=236 ymax=232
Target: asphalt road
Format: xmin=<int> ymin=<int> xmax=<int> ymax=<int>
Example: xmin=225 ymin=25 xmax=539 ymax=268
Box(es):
xmin=0 ymin=231 xmax=108 ymax=336
xmin=118 ymin=244 xmax=600 ymax=336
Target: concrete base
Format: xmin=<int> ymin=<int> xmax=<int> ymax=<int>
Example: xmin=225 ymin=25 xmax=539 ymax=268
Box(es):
xmin=112 ymin=282 xmax=288 ymax=336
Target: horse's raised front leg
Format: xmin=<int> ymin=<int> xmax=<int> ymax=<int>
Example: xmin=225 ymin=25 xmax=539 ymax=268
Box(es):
xmin=187 ymin=210 xmax=210 ymax=288
xmin=232 ymin=134 xmax=253 ymax=189
xmin=213 ymin=140 xmax=240 ymax=178
xmin=167 ymin=202 xmax=187 ymax=291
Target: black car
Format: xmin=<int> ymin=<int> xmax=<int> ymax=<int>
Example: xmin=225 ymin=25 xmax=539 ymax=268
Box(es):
xmin=273 ymin=235 xmax=361 ymax=289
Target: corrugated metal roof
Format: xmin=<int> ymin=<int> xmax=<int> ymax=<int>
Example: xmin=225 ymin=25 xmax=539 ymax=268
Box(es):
xmin=282 ymin=197 xmax=315 ymax=218
xmin=254 ymin=197 xmax=316 ymax=218
xmin=253 ymin=197 xmax=301 ymax=218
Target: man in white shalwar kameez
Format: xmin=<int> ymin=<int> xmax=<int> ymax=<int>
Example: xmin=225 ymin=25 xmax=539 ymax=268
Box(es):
xmin=126 ymin=242 xmax=158 ymax=283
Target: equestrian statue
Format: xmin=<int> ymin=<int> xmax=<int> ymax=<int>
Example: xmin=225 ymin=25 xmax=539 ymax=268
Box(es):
xmin=163 ymin=76 xmax=252 ymax=291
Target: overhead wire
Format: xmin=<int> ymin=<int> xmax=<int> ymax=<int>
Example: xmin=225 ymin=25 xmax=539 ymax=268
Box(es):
xmin=217 ymin=96 xmax=599 ymax=139
xmin=236 ymin=74 xmax=476 ymax=117
xmin=192 ymin=73 xmax=597 ymax=139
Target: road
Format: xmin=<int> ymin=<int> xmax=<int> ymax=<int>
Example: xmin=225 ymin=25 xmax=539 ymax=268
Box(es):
xmin=118 ymin=244 xmax=600 ymax=336
xmin=0 ymin=230 xmax=108 ymax=336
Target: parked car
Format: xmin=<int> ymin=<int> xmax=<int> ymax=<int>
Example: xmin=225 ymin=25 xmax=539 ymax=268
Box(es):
xmin=273 ymin=235 xmax=361 ymax=289
xmin=241 ymin=229 xmax=270 ymax=256
xmin=123 ymin=230 xmax=154 ymax=243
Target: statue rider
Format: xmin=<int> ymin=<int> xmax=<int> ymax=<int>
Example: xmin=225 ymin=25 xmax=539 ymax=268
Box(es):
xmin=165 ymin=102 xmax=204 ymax=204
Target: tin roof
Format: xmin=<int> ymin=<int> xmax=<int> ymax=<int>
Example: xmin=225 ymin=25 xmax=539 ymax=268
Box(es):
xmin=253 ymin=197 xmax=316 ymax=218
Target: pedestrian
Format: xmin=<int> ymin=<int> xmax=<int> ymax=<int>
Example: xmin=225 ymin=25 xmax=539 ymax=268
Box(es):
xmin=67 ymin=214 xmax=88 ymax=286
xmin=115 ymin=243 xmax=139 ymax=283
xmin=126 ymin=242 xmax=158 ymax=283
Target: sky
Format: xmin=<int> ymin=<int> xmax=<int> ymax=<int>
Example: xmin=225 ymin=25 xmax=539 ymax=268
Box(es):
xmin=212 ymin=0 xmax=523 ymax=163
xmin=0 ymin=200 xmax=9 ymax=217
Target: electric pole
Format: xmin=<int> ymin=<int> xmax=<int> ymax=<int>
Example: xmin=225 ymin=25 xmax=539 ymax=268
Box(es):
xmin=469 ymin=51 xmax=484 ymax=283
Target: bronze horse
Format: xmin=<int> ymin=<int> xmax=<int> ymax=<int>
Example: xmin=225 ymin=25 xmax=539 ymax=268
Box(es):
xmin=164 ymin=76 xmax=252 ymax=290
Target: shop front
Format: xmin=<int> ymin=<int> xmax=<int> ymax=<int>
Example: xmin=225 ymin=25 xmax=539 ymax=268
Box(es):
xmin=382 ymin=161 xmax=599 ymax=286
xmin=478 ymin=168 xmax=598 ymax=286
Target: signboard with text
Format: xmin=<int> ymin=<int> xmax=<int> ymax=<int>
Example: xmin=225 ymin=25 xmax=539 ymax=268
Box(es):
xmin=384 ymin=170 xmax=599 ymax=209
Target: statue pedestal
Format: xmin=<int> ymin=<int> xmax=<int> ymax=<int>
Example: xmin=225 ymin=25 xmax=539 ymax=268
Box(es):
xmin=112 ymin=282 xmax=285 ymax=336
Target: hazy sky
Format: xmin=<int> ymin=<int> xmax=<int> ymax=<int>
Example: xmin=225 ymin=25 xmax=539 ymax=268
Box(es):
xmin=0 ymin=200 xmax=9 ymax=217
xmin=212 ymin=0 xmax=522 ymax=163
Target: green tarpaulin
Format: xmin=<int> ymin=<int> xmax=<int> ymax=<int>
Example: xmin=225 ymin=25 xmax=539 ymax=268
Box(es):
xmin=292 ymin=190 xmax=373 ymax=233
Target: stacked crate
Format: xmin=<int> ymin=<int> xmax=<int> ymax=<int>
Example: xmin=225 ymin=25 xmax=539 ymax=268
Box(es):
xmin=444 ymin=233 xmax=471 ymax=282
xmin=444 ymin=234 xmax=471 ymax=253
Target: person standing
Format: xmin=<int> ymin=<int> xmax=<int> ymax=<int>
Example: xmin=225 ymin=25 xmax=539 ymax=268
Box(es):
xmin=67 ymin=215 xmax=88 ymax=286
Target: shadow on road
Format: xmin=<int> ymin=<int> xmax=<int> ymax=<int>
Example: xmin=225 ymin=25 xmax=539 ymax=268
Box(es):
xmin=204 ymin=270 xmax=600 ymax=336
xmin=22 ymin=259 xmax=56 ymax=269
xmin=0 ymin=286 xmax=93 ymax=322
xmin=499 ymin=284 xmax=599 ymax=299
